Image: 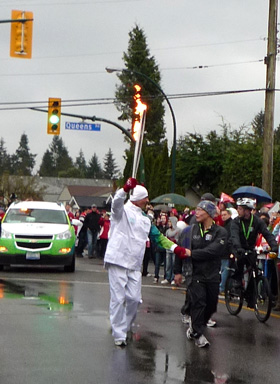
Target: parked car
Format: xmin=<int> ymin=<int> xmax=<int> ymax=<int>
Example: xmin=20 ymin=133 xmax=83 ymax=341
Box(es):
xmin=0 ymin=201 xmax=78 ymax=272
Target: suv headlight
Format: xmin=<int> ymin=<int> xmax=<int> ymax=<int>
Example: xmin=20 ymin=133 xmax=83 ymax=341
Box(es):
xmin=1 ymin=228 xmax=12 ymax=239
xmin=56 ymin=229 xmax=72 ymax=240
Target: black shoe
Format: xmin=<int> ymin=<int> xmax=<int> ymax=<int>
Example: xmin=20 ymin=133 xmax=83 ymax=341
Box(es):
xmin=247 ymin=302 xmax=255 ymax=309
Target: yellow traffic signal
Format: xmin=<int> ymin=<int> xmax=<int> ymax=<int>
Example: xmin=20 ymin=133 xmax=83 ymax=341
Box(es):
xmin=47 ymin=98 xmax=61 ymax=135
xmin=10 ymin=10 xmax=33 ymax=59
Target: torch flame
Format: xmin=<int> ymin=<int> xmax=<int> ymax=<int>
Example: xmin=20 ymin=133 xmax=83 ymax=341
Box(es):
xmin=132 ymin=84 xmax=147 ymax=141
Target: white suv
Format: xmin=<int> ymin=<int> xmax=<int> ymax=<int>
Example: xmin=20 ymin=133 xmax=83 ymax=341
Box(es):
xmin=0 ymin=201 xmax=78 ymax=272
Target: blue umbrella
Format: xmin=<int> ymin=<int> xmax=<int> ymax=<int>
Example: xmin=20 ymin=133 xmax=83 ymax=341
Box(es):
xmin=232 ymin=186 xmax=272 ymax=203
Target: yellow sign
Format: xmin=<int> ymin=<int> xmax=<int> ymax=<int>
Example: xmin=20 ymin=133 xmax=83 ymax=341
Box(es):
xmin=10 ymin=10 xmax=33 ymax=59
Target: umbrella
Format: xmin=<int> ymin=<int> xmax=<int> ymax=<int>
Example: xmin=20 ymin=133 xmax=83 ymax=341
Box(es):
xmin=232 ymin=186 xmax=272 ymax=203
xmin=151 ymin=193 xmax=190 ymax=206
xmin=268 ymin=201 xmax=280 ymax=213
xmin=153 ymin=204 xmax=172 ymax=212
xmin=219 ymin=192 xmax=235 ymax=204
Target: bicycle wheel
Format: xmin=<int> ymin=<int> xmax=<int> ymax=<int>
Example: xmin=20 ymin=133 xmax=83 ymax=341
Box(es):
xmin=225 ymin=276 xmax=244 ymax=315
xmin=254 ymin=275 xmax=272 ymax=323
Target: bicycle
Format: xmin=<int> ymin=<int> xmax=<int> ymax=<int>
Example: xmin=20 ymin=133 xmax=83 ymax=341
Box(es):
xmin=224 ymin=250 xmax=276 ymax=323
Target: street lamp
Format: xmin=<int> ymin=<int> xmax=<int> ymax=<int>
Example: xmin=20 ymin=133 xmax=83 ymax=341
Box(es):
xmin=105 ymin=67 xmax=177 ymax=193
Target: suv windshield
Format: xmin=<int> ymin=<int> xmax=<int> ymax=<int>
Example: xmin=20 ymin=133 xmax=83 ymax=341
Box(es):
xmin=4 ymin=208 xmax=68 ymax=225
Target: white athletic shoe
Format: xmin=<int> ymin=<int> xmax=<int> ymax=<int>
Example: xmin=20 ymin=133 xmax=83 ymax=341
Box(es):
xmin=186 ymin=327 xmax=195 ymax=340
xmin=195 ymin=334 xmax=210 ymax=348
xmin=181 ymin=314 xmax=190 ymax=324
xmin=114 ymin=339 xmax=127 ymax=347
xmin=206 ymin=319 xmax=217 ymax=327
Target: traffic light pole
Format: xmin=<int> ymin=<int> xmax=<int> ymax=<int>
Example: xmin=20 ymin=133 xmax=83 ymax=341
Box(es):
xmin=31 ymin=107 xmax=133 ymax=142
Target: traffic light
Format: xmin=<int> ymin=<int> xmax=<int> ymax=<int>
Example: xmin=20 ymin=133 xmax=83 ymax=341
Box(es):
xmin=47 ymin=98 xmax=61 ymax=135
xmin=10 ymin=10 xmax=33 ymax=59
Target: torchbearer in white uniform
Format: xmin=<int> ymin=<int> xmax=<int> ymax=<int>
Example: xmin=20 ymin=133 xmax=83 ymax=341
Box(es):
xmin=104 ymin=177 xmax=187 ymax=347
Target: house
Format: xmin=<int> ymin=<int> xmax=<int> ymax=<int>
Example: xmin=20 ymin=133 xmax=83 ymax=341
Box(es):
xmin=59 ymin=185 xmax=114 ymax=211
xmin=34 ymin=176 xmax=114 ymax=203
xmin=5 ymin=176 xmax=115 ymax=211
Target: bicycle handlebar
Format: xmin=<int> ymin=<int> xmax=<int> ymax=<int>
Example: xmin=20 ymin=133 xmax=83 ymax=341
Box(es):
xmin=230 ymin=249 xmax=277 ymax=261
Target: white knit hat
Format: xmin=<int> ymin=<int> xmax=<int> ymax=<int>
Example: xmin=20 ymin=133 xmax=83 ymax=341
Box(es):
xmin=130 ymin=185 xmax=148 ymax=202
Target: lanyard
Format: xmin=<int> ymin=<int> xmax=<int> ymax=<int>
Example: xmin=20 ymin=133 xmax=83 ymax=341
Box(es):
xmin=241 ymin=214 xmax=253 ymax=240
xmin=199 ymin=222 xmax=214 ymax=237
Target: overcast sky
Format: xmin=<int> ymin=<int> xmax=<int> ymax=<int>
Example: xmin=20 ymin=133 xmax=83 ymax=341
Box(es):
xmin=0 ymin=0 xmax=278 ymax=174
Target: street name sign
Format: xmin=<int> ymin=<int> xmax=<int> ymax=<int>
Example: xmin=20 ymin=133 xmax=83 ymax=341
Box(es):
xmin=65 ymin=122 xmax=101 ymax=131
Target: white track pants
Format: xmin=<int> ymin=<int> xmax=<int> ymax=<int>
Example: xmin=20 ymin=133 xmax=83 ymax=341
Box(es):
xmin=107 ymin=264 xmax=142 ymax=341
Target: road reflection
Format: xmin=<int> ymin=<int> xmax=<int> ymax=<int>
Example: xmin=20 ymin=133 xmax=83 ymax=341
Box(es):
xmin=0 ymin=279 xmax=73 ymax=312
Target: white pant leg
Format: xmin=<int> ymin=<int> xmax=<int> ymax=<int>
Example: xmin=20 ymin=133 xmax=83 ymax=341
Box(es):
xmin=108 ymin=264 xmax=142 ymax=340
xmin=126 ymin=269 xmax=142 ymax=332
xmin=108 ymin=264 xmax=128 ymax=340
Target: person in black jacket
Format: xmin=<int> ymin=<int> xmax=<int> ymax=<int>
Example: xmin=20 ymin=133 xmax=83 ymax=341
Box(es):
xmin=84 ymin=204 xmax=101 ymax=258
xmin=174 ymin=200 xmax=227 ymax=348
xmin=219 ymin=208 xmax=233 ymax=294
xmin=230 ymin=197 xmax=278 ymax=307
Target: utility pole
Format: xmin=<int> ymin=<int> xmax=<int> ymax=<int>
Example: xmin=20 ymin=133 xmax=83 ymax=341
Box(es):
xmin=262 ymin=0 xmax=278 ymax=196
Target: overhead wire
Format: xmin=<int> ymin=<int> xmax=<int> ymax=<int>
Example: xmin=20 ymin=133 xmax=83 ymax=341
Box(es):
xmin=0 ymin=36 xmax=266 ymax=61
xmin=0 ymin=88 xmax=274 ymax=112
xmin=0 ymin=0 xmax=141 ymax=7
xmin=0 ymin=57 xmax=267 ymax=77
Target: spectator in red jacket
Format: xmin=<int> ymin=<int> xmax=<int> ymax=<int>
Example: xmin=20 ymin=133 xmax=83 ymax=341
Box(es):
xmin=98 ymin=213 xmax=111 ymax=259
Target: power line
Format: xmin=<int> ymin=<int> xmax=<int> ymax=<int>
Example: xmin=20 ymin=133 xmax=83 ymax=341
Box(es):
xmin=0 ymin=88 xmax=272 ymax=111
xmin=0 ymin=0 xmax=140 ymax=7
xmin=0 ymin=37 xmax=266 ymax=62
xmin=0 ymin=70 xmax=105 ymax=77
xmin=162 ymin=59 xmax=264 ymax=71
xmin=168 ymin=88 xmax=267 ymax=99
xmin=153 ymin=37 xmax=267 ymax=52
xmin=0 ymin=58 xmax=267 ymax=78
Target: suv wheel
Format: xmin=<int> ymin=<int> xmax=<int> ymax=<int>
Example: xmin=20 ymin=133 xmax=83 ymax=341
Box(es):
xmin=64 ymin=255 xmax=75 ymax=273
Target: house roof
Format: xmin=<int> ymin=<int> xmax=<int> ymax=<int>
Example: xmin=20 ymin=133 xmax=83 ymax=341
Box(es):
xmin=70 ymin=195 xmax=111 ymax=209
xmin=67 ymin=185 xmax=113 ymax=197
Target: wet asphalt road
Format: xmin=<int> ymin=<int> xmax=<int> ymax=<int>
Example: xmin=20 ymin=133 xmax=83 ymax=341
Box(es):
xmin=0 ymin=257 xmax=279 ymax=384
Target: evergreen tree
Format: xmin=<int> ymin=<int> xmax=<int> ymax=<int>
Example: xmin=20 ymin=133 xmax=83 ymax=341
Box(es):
xmin=58 ymin=167 xmax=83 ymax=178
xmin=251 ymin=110 xmax=265 ymax=138
xmin=39 ymin=136 xmax=73 ymax=177
xmin=11 ymin=134 xmax=36 ymax=176
xmin=39 ymin=150 xmax=55 ymax=177
xmin=75 ymin=149 xmax=88 ymax=178
xmin=103 ymin=148 xmax=120 ymax=179
xmin=87 ymin=153 xmax=103 ymax=179
xmin=146 ymin=141 xmax=170 ymax=198
xmin=0 ymin=138 xmax=11 ymax=176
xmin=113 ymin=24 xmax=172 ymax=191
xmin=115 ymin=24 xmax=166 ymax=147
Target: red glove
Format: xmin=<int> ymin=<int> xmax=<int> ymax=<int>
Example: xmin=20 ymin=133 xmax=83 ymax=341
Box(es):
xmin=174 ymin=246 xmax=187 ymax=259
xmin=123 ymin=177 xmax=137 ymax=193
